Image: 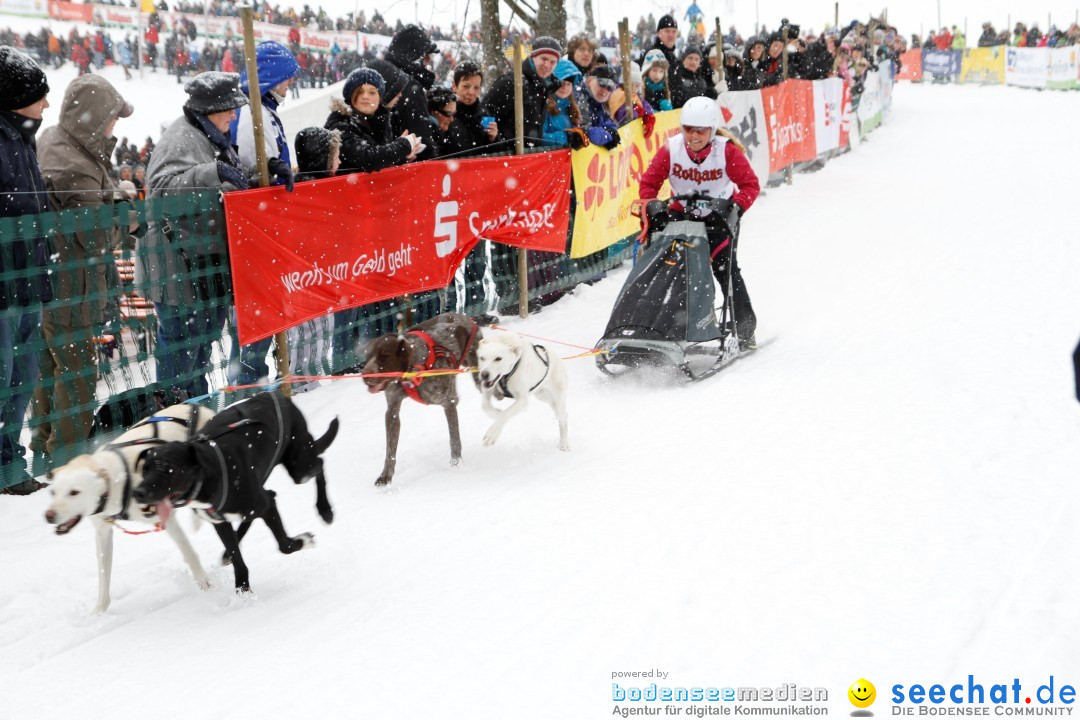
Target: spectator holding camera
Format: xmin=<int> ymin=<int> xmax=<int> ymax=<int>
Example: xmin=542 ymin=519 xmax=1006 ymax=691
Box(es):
xmin=441 ymin=61 xmax=497 ymax=156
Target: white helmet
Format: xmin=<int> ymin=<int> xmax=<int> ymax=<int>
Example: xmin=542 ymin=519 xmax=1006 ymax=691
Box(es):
xmin=680 ymin=96 xmax=721 ymax=130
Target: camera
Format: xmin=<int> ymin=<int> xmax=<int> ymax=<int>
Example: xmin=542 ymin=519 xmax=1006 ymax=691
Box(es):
xmin=780 ymin=18 xmax=801 ymax=38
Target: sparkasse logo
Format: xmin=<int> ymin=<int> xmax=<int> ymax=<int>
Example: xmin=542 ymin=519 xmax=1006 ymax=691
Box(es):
xmin=891 ymin=676 xmax=1075 ymax=715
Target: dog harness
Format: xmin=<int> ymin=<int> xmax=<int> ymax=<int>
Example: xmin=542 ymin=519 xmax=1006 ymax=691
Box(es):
xmin=496 ymin=344 xmax=550 ymax=399
xmin=171 ymin=393 xmax=286 ymax=519
xmin=400 ymin=322 xmax=480 ymax=405
xmin=99 ymin=404 xmax=205 ymax=522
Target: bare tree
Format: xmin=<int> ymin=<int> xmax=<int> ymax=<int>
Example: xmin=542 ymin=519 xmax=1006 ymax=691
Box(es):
xmin=583 ymin=0 xmax=595 ymax=36
xmin=480 ymin=0 xmax=505 ymax=90
xmin=535 ymin=0 xmax=567 ymax=43
xmin=499 ymin=0 xmax=567 ymax=44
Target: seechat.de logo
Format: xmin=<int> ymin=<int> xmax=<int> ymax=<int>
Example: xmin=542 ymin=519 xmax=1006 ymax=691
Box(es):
xmin=850 ymin=679 xmax=877 ymax=716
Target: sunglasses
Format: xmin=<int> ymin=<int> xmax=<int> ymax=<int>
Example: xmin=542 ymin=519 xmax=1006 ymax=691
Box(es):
xmin=681 ymin=126 xmax=712 ymax=135
xmin=435 ymin=108 xmax=455 ymax=118
xmin=594 ymin=78 xmax=617 ymax=91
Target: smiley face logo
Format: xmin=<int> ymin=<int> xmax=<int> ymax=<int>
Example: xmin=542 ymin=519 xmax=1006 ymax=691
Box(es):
xmin=848 ymin=679 xmax=876 ymax=709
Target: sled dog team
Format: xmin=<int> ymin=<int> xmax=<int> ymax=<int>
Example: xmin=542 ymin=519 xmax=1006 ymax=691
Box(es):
xmin=43 ymin=314 xmax=569 ymax=612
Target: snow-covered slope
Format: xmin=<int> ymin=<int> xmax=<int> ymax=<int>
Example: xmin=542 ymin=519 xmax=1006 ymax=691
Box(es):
xmin=2 ymin=83 xmax=1078 ymax=719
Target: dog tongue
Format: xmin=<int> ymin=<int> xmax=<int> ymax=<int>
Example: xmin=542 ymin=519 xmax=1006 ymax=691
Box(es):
xmin=156 ymin=498 xmax=172 ymax=527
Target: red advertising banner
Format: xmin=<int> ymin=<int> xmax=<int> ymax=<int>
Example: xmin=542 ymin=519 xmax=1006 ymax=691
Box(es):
xmin=224 ymin=152 xmax=572 ymax=345
xmin=897 ymin=49 xmax=923 ymax=81
xmin=48 ymin=0 xmax=91 ymax=21
xmin=762 ymin=80 xmax=817 ymax=174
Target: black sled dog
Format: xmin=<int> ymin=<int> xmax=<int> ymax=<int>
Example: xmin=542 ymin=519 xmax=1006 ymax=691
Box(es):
xmin=133 ymin=391 xmax=339 ymax=593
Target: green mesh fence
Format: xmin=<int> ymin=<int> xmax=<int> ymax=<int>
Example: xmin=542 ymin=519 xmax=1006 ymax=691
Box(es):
xmin=0 ymin=176 xmax=633 ymax=489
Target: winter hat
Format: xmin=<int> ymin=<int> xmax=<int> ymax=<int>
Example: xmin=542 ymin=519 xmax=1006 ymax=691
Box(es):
xmin=117 ymin=179 xmax=137 ymax=199
xmin=365 ymin=59 xmax=409 ymax=100
xmin=553 ymin=58 xmax=582 ymax=84
xmin=239 ymin=41 xmax=300 ymax=95
xmin=343 ymin=67 xmax=385 ymax=103
xmin=295 ymin=126 xmax=341 ymax=176
xmin=627 ymin=61 xmax=643 ymax=87
xmin=0 ymin=45 xmax=49 ymax=111
xmin=657 ymin=14 xmax=678 ymax=31
xmin=681 ymin=45 xmax=702 ymax=61
xmin=708 ymin=44 xmax=718 ymax=58
xmin=588 ymin=64 xmax=620 ymax=85
xmin=723 ymin=45 xmax=742 ymax=62
xmin=388 ymin=24 xmax=438 ymax=63
xmin=529 ymin=36 xmax=562 ymax=59
xmin=183 ymin=71 xmax=248 ymax=114
xmin=641 ymin=48 xmax=669 ymax=74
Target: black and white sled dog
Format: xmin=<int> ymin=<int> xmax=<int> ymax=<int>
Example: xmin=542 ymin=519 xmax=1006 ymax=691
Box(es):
xmin=132 ymin=391 xmax=339 ymax=593
xmin=476 ymin=330 xmax=569 ymax=451
xmin=44 ymin=403 xmax=216 ymax=614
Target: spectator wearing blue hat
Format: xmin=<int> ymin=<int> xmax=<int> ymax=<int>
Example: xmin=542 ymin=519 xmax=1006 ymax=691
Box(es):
xmin=232 ymin=41 xmax=299 ymax=191
xmin=229 ymin=41 xmax=299 ymax=388
xmin=326 ymin=66 xmax=421 ymax=174
xmin=542 ymin=59 xmax=585 ymax=148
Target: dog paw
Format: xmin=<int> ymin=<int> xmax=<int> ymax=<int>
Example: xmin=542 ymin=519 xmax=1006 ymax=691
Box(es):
xmin=374 ymin=475 xmax=392 ymax=487
xmin=482 ymin=428 xmax=500 ymax=446
xmin=318 ymin=505 xmax=334 ymax=524
xmin=298 ymin=533 xmax=316 ymax=550
xmin=559 ymin=441 xmax=570 ymax=452
xmin=450 ymin=455 xmax=462 ymax=467
xmin=91 ymin=602 xmax=109 ymax=615
xmin=197 ymin=578 xmax=212 ymax=591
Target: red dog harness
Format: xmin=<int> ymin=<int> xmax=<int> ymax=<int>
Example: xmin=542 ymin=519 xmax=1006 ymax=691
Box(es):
xmin=400 ymin=322 xmax=479 ymax=405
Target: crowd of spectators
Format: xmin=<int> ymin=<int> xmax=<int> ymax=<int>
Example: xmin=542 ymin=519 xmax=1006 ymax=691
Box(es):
xmin=1 ymin=13 xmax=909 ymax=492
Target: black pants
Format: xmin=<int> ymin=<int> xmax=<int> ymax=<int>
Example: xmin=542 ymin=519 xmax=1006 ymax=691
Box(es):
xmin=705 ymin=219 xmax=756 ymax=340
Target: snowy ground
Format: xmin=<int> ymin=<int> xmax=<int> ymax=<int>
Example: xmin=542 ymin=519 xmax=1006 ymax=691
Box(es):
xmin=2 ymin=83 xmax=1079 ymax=719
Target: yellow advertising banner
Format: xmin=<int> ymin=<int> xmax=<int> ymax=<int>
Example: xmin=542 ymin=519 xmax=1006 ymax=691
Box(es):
xmin=960 ymin=47 xmax=1005 ymax=84
xmin=569 ymin=109 xmax=682 ymax=258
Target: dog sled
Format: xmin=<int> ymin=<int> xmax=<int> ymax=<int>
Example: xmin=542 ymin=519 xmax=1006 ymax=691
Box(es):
xmin=595 ymin=194 xmax=757 ymax=382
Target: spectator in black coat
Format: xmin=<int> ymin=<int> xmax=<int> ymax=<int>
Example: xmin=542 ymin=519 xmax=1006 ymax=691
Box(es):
xmin=442 ymin=61 xmax=497 ymax=156
xmin=637 ymin=14 xmax=679 ymax=80
xmin=977 ymin=23 xmax=1000 ymax=47
xmin=325 ymin=66 xmax=420 ymax=174
xmin=384 ymin=24 xmax=439 ymax=160
xmin=801 ymin=34 xmax=838 ymax=80
xmin=482 ymin=36 xmax=560 ymax=149
xmin=0 ymin=46 xmax=53 ymax=494
xmin=671 ymin=45 xmax=715 ymax=107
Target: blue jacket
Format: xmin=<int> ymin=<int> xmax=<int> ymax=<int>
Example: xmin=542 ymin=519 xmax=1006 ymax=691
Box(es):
xmin=582 ymin=92 xmax=619 ymax=146
xmin=0 ymin=110 xmax=53 ymax=309
xmin=542 ymin=95 xmax=574 ymax=147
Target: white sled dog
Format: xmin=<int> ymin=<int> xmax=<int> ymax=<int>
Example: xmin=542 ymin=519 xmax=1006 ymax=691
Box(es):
xmin=476 ymin=330 xmax=569 ymax=451
xmin=43 ymin=403 xmax=216 ymax=613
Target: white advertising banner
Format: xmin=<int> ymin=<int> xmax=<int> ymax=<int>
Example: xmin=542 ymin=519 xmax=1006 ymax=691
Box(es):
xmin=0 ymin=0 xmax=47 ymax=16
xmin=717 ymin=89 xmax=770 ymax=185
xmin=1005 ymin=47 xmax=1050 ymax=88
xmin=811 ymin=78 xmax=844 ymax=154
xmin=1047 ymin=46 xmax=1080 ymax=90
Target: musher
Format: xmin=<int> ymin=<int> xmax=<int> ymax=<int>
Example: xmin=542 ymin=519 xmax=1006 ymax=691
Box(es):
xmin=638 ymin=95 xmax=761 ymax=348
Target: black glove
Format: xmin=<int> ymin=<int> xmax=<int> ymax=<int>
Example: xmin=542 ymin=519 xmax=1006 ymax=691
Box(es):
xmin=601 ymin=132 xmax=621 ymax=150
xmin=566 ymin=128 xmax=588 ymax=150
xmin=217 ymin=160 xmax=249 ymax=191
xmin=268 ymin=157 xmax=295 ymax=192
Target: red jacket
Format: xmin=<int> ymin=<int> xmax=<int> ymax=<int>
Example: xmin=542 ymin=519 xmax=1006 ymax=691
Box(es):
xmin=639 ymin=137 xmax=760 ymax=212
